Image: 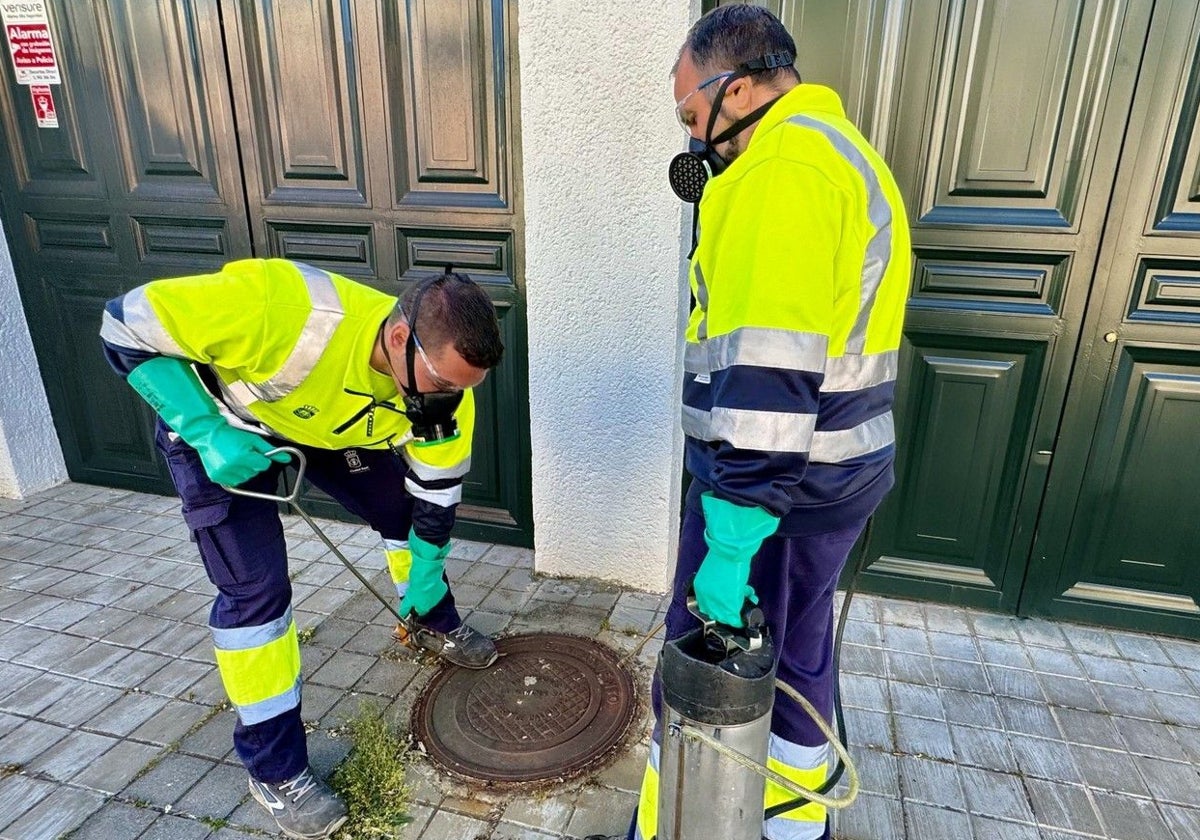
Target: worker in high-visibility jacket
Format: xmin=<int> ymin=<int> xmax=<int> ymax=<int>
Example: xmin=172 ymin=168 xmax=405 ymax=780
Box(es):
xmin=596 ymin=8 xmax=911 ymax=840
xmin=101 ymin=259 xmax=504 ymax=840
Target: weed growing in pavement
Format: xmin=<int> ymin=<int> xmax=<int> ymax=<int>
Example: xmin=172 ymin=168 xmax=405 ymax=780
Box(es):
xmin=330 ymin=702 xmax=413 ymax=839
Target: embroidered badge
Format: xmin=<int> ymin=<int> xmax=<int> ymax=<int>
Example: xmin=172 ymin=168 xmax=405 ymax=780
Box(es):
xmin=344 ymin=449 xmax=369 ymax=474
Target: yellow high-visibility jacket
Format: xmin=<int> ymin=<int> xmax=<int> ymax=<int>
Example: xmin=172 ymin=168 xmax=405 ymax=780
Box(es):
xmin=682 ymin=84 xmax=911 ymax=534
xmin=101 ymin=258 xmax=473 ymax=513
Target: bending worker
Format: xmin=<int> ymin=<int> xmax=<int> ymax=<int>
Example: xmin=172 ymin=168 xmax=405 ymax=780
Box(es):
xmin=101 ymin=259 xmax=504 ymax=840
xmin=596 ymin=7 xmax=911 ymax=840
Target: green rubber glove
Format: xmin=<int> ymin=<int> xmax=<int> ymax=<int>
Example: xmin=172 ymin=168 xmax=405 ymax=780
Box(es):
xmin=693 ymin=492 xmax=781 ymax=627
xmin=127 ymin=356 xmax=289 ymax=486
xmin=399 ymin=530 xmax=451 ymax=618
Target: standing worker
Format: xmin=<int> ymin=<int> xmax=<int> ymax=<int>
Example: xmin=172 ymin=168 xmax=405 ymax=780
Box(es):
xmin=594 ymin=6 xmax=911 ymax=840
xmin=101 ymin=259 xmax=504 ymax=839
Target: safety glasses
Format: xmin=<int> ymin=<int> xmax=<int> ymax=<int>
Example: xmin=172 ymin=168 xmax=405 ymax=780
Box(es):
xmin=674 ymin=71 xmax=733 ymax=132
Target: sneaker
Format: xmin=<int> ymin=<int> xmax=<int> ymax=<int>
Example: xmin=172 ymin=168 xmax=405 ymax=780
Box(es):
xmin=396 ymin=620 xmax=498 ymax=669
xmin=248 ymin=766 xmax=348 ymax=840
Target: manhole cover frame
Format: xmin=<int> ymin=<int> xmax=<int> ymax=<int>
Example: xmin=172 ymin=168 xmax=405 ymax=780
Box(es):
xmin=410 ymin=632 xmax=640 ymax=785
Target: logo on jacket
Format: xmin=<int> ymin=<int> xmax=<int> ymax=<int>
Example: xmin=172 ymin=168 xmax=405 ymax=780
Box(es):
xmin=344 ymin=449 xmax=369 ymax=474
xmin=293 ymin=405 xmax=319 ymax=419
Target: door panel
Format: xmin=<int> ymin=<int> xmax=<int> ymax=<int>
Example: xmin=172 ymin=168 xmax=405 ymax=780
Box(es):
xmin=0 ymin=0 xmax=250 ymax=490
xmin=707 ymin=2 xmax=1200 ymax=632
xmin=917 ymin=0 xmax=1100 ymax=227
xmin=872 ymin=331 xmax=1048 ymax=608
xmin=401 ymin=0 xmax=506 ymax=203
xmin=1025 ymin=0 xmax=1200 ymax=634
xmin=237 ymin=0 xmax=368 ymax=203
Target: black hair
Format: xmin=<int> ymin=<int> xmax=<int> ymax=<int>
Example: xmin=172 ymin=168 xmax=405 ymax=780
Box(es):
xmin=678 ymin=5 xmax=800 ymax=89
xmin=393 ymin=267 xmax=504 ymax=370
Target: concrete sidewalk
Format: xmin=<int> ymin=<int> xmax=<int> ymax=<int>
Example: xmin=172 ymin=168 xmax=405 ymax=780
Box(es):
xmin=1 ymin=482 xmax=1199 ymax=839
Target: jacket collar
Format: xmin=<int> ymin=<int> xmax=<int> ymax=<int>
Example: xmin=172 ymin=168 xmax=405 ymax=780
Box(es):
xmin=752 ymin=83 xmax=846 ymax=141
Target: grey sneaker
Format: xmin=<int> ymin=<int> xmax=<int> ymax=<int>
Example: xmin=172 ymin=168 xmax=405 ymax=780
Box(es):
xmin=248 ymin=766 xmax=348 ymax=840
xmin=400 ymin=620 xmax=498 ymax=668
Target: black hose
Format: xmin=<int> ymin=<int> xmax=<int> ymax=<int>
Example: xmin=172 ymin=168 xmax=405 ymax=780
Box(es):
xmin=762 ymin=517 xmax=873 ymax=820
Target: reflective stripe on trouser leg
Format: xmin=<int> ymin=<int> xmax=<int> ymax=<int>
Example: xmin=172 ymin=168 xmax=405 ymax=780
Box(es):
xmin=384 ymin=538 xmax=412 ymax=600
xmin=211 ymin=606 xmax=302 ymax=725
xmin=633 ymin=739 xmax=661 ymax=840
xmin=764 ymin=736 xmax=830 ymax=840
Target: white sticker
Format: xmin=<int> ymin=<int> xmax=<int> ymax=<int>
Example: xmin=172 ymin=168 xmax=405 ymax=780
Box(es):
xmin=2 ymin=0 xmax=61 ymax=85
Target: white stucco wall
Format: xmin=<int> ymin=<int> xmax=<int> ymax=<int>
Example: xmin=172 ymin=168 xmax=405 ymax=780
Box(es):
xmin=0 ymin=220 xmax=68 ymax=498
xmin=519 ymin=1 xmax=699 ymax=592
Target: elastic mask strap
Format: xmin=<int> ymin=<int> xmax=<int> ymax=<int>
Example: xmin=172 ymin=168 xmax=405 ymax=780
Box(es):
xmin=709 ymin=97 xmax=781 ymax=148
xmin=403 ymin=281 xmax=432 ymax=401
xmin=702 ymin=70 xmax=742 ymax=149
xmin=688 ymin=202 xmax=700 ymax=259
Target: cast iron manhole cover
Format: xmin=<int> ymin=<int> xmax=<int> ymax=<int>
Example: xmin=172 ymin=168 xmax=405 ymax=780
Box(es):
xmin=411 ymin=633 xmax=637 ymax=782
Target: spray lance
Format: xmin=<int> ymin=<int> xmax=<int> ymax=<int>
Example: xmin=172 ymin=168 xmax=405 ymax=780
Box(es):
xmin=653 ymin=583 xmax=861 ymax=840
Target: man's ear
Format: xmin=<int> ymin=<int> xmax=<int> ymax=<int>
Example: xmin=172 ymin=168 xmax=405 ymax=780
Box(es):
xmin=725 ymin=76 xmax=752 ymax=113
xmin=387 ymin=319 xmax=409 ymax=353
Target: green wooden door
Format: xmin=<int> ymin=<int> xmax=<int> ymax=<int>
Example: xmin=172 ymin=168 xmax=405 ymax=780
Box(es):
xmin=725 ymin=0 xmax=1157 ymax=613
xmin=0 ymin=0 xmax=532 ymax=546
xmin=724 ymin=1 xmax=1200 ymax=635
xmin=1021 ymin=0 xmax=1200 ymax=634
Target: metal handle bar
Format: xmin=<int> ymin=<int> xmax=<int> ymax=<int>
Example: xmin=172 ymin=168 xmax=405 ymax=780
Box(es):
xmin=222 ymin=446 xmax=411 ymax=628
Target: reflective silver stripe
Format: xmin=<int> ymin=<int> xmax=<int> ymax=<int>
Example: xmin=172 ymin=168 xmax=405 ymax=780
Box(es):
xmin=789 ymin=115 xmax=893 ymax=354
xmin=209 ymin=607 xmax=293 ymax=651
xmin=213 ymin=377 xmax=272 ymax=429
xmin=394 ymin=581 xmax=409 ymax=598
xmin=383 ymin=538 xmax=409 ymax=552
xmin=693 ymin=262 xmax=709 ymax=341
xmin=684 ymin=341 xmax=706 ymax=375
xmin=235 ymin=677 xmax=302 ymax=726
xmin=708 ymin=327 xmax=827 ymax=374
xmin=763 ymin=816 xmax=826 ymax=839
xmin=681 ymin=404 xmax=713 ymax=440
xmin=810 ymin=412 xmax=894 ymax=462
xmin=222 ymin=378 xmax=260 ymax=409
xmin=252 ymin=263 xmax=345 ymax=401
xmin=104 ymin=286 xmax=186 ymax=357
xmin=768 ymin=734 xmax=830 ymax=772
xmin=403 ymin=451 xmax=471 ymax=482
xmin=404 ymin=477 xmax=462 ymax=507
xmin=823 ymin=350 xmax=898 ymax=392
xmin=709 ymin=407 xmax=817 ymax=454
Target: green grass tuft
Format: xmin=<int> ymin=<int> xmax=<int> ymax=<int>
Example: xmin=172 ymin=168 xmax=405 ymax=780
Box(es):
xmin=330 ymin=702 xmax=414 ymax=839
